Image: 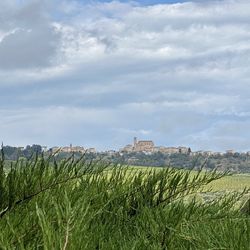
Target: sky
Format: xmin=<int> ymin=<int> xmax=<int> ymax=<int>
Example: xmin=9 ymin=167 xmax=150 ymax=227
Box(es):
xmin=0 ymin=0 xmax=250 ymax=152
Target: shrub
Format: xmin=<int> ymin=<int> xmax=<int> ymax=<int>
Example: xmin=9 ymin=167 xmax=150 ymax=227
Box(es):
xmin=0 ymin=150 xmax=249 ymax=249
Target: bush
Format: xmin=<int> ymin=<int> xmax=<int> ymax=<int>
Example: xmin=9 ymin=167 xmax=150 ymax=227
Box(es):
xmin=0 ymin=150 xmax=249 ymax=249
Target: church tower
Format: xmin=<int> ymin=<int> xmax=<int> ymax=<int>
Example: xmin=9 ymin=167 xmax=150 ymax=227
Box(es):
xmin=134 ymin=137 xmax=137 ymax=147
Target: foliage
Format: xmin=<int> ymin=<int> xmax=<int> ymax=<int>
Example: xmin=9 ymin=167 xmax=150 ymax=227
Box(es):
xmin=3 ymin=145 xmax=250 ymax=173
xmin=0 ymin=150 xmax=250 ymax=249
xmin=112 ymin=152 xmax=250 ymax=173
xmin=2 ymin=145 xmax=42 ymax=160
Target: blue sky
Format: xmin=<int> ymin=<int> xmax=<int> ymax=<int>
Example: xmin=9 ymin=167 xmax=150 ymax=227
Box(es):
xmin=1 ymin=0 xmax=250 ymax=152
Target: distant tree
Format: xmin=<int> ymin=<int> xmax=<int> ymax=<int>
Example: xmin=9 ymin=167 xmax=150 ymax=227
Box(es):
xmin=23 ymin=145 xmax=42 ymax=158
xmin=31 ymin=144 xmax=42 ymax=154
xmin=3 ymin=146 xmax=17 ymax=157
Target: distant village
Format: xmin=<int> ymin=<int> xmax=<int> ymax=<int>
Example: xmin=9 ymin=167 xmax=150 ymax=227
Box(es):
xmin=47 ymin=137 xmax=250 ymax=157
xmin=50 ymin=145 xmax=96 ymax=154
xmin=2 ymin=138 xmax=250 ymax=173
xmin=119 ymin=137 xmax=191 ymax=155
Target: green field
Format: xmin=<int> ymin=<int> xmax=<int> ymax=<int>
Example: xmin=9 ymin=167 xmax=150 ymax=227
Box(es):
xmin=207 ymin=174 xmax=250 ymax=191
xmin=130 ymin=165 xmax=250 ymax=191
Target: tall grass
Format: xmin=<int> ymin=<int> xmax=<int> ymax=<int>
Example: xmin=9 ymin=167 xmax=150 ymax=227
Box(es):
xmin=0 ymin=150 xmax=249 ymax=249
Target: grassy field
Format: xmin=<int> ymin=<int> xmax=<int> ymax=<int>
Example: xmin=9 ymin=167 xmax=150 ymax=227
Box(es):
xmin=129 ymin=165 xmax=250 ymax=191
xmin=207 ymin=174 xmax=250 ymax=191
xmin=5 ymin=161 xmax=250 ymax=191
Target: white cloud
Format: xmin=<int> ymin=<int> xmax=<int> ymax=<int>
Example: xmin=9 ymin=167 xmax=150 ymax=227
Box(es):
xmin=0 ymin=0 xmax=61 ymax=70
xmin=1 ymin=0 xmax=250 ymax=151
xmin=182 ymin=120 xmax=250 ymax=151
xmin=0 ymin=106 xmax=116 ymax=148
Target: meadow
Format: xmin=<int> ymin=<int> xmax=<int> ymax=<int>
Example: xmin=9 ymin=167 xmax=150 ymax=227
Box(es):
xmin=207 ymin=174 xmax=250 ymax=191
xmin=0 ymin=154 xmax=249 ymax=249
xmin=130 ymin=165 xmax=250 ymax=191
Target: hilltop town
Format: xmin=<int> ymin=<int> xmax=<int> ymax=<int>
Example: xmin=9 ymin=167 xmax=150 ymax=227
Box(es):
xmin=50 ymin=137 xmax=190 ymax=155
xmin=4 ymin=137 xmax=250 ymax=157
xmin=118 ymin=137 xmax=249 ymax=157
xmin=1 ymin=138 xmax=250 ymax=173
xmin=120 ymin=137 xmax=191 ymax=154
xmin=51 ymin=144 xmax=96 ymax=154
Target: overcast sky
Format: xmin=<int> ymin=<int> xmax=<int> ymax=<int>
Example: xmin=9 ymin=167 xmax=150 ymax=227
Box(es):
xmin=0 ymin=0 xmax=250 ymax=152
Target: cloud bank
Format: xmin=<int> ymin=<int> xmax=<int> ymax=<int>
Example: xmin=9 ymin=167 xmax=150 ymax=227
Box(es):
xmin=1 ymin=0 xmax=250 ymax=151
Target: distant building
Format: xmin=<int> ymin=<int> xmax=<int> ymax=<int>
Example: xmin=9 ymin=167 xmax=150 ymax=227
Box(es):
xmin=105 ymin=150 xmax=116 ymax=156
xmin=73 ymin=146 xmax=85 ymax=153
xmin=51 ymin=147 xmax=60 ymax=154
xmin=120 ymin=144 xmax=134 ymax=153
xmin=51 ymin=145 xmax=85 ymax=154
xmin=87 ymin=148 xmax=96 ymax=154
xmin=178 ymin=147 xmax=190 ymax=154
xmin=213 ymin=152 xmax=224 ymax=156
xmin=120 ymin=138 xmax=192 ymax=155
xmin=120 ymin=137 xmax=155 ymax=153
xmin=191 ymin=151 xmax=205 ymax=156
xmin=191 ymin=151 xmax=223 ymax=157
xmin=134 ymin=137 xmax=154 ymax=152
xmin=154 ymin=146 xmax=179 ymax=154
xmin=62 ymin=146 xmax=72 ymax=153
xmin=226 ymin=150 xmax=235 ymax=155
xmin=203 ymin=151 xmax=214 ymax=156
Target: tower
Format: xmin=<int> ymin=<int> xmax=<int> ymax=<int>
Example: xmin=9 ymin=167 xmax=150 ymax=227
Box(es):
xmin=134 ymin=137 xmax=137 ymax=147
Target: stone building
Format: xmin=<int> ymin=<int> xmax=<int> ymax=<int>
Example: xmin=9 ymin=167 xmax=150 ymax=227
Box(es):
xmin=178 ymin=147 xmax=190 ymax=154
xmin=51 ymin=144 xmax=85 ymax=154
xmin=154 ymin=147 xmax=179 ymax=154
xmin=155 ymin=146 xmax=190 ymax=154
xmin=87 ymin=148 xmax=96 ymax=154
xmin=121 ymin=144 xmax=134 ymax=153
xmin=51 ymin=147 xmax=60 ymax=154
xmin=133 ymin=137 xmax=154 ymax=152
xmin=120 ymin=137 xmax=191 ymax=155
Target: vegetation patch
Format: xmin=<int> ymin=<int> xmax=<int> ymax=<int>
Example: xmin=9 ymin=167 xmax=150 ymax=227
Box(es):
xmin=0 ymin=151 xmax=249 ymax=249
